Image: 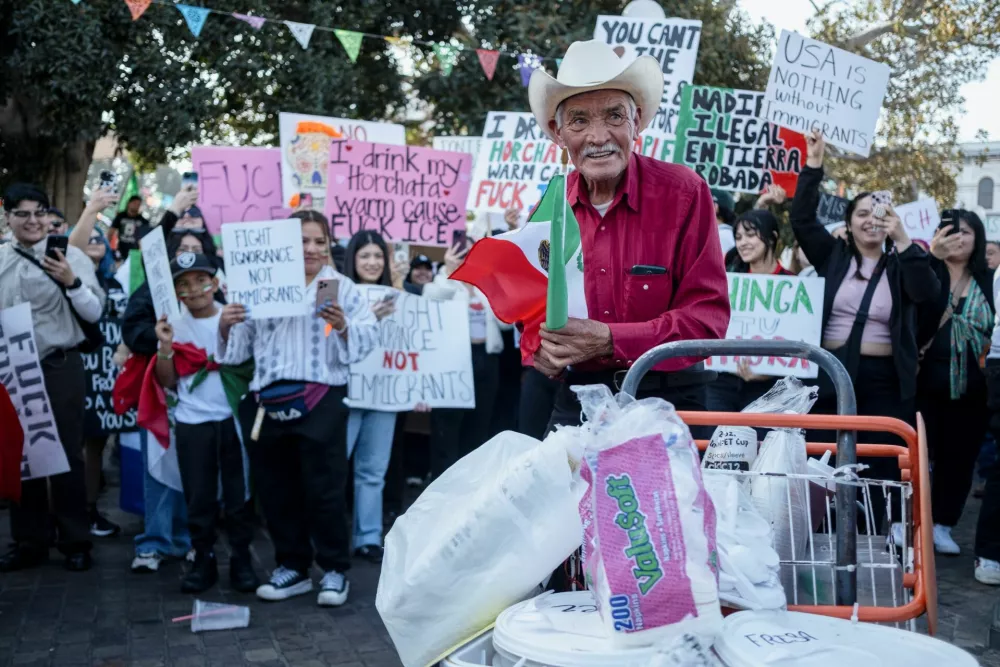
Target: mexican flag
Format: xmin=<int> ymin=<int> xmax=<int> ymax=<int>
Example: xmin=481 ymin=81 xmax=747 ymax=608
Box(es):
xmin=451 ymin=174 xmax=587 ymax=362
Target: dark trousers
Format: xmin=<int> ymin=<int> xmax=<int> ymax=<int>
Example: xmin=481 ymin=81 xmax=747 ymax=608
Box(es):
xmin=430 ymin=344 xmax=499 ymax=478
xmin=240 ymin=387 xmax=351 ymax=573
xmin=812 ymin=356 xmax=914 ymax=529
xmin=518 ymin=366 xmax=561 ymax=440
xmin=11 ymin=349 xmax=91 ymax=555
xmin=921 ymin=389 xmax=989 ymax=527
xmin=976 ymin=433 xmax=1000 ymax=561
xmin=490 ymin=330 xmax=522 ymax=439
xmin=174 ymin=417 xmax=255 ymax=553
xmin=705 ymin=373 xmax=779 ymax=440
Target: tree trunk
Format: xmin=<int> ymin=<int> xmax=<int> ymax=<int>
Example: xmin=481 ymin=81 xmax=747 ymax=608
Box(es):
xmin=44 ymin=139 xmax=94 ymax=225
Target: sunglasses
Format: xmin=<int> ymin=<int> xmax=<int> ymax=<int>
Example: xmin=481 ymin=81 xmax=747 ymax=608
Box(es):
xmin=88 ymin=237 xmax=104 ymax=245
xmin=9 ymin=210 xmax=48 ymax=220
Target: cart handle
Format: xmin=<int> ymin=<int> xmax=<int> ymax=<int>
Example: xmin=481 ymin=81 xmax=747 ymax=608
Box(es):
xmin=619 ymin=339 xmax=860 ymax=606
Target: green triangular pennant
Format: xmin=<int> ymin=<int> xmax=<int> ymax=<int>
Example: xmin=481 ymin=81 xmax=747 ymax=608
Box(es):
xmin=334 ymin=29 xmax=363 ymax=63
xmin=432 ymin=42 xmax=459 ymax=76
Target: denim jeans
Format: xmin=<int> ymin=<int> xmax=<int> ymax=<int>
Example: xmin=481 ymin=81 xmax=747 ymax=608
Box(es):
xmin=347 ymin=408 xmax=397 ymax=548
xmin=134 ymin=430 xmax=191 ymax=557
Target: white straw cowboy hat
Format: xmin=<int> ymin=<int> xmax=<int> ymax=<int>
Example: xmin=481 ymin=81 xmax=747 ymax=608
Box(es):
xmin=528 ymin=40 xmax=664 ymax=141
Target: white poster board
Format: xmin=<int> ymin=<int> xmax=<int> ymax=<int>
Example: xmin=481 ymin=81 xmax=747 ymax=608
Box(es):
xmin=0 ymin=303 xmax=70 ymax=480
xmin=139 ymin=226 xmax=180 ymax=321
xmin=346 ymin=286 xmax=475 ymax=411
xmin=221 ymin=218 xmax=307 ymax=320
xmin=469 ymin=111 xmax=563 ymax=215
xmin=895 ymin=199 xmax=941 ymax=243
xmin=986 ymin=214 xmax=1000 ymax=242
xmin=279 ymin=112 xmax=406 ymax=209
xmin=433 ymin=136 xmax=484 ymax=169
xmin=762 ymin=31 xmax=890 ymax=158
xmin=704 ymin=273 xmax=826 ymax=379
xmin=593 ymin=15 xmax=702 ymax=146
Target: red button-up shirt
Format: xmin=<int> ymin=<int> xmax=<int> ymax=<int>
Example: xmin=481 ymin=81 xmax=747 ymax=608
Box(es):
xmin=568 ymin=153 xmax=730 ymax=372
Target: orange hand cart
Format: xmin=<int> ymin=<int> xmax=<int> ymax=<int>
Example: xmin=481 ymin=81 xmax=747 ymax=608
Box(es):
xmin=618 ymin=340 xmax=937 ymax=634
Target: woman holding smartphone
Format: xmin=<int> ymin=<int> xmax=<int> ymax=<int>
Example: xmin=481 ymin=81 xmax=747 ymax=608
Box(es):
xmin=790 ymin=130 xmax=940 ymax=530
xmin=218 ymin=211 xmax=379 ymax=606
xmin=917 ymin=211 xmax=994 ymax=555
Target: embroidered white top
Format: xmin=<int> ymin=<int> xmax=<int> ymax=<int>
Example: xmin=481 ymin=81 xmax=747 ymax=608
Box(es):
xmin=217 ymin=265 xmax=379 ymax=391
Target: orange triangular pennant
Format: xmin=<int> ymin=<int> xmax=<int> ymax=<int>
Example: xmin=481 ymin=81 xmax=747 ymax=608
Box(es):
xmin=125 ymin=0 xmax=151 ymax=21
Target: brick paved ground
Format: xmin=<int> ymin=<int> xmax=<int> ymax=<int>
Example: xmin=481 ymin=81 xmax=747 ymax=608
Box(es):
xmin=1 ymin=485 xmax=998 ymax=666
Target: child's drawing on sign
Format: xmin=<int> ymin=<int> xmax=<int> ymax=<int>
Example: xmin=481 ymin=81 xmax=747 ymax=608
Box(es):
xmin=287 ymin=121 xmax=343 ymax=208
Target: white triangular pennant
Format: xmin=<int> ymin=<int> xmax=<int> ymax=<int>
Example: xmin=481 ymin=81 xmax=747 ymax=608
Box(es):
xmin=284 ymin=20 xmax=315 ymax=49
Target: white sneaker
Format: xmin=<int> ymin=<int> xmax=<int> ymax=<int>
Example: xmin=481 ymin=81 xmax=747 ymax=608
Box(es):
xmin=185 ymin=549 xmax=196 ymax=563
xmin=131 ymin=552 xmax=164 ymax=573
xmin=975 ymin=558 xmax=1000 ymax=585
xmin=933 ymin=524 xmax=961 ymax=555
xmin=256 ymin=566 xmax=313 ymax=601
xmin=317 ymin=570 xmax=350 ymax=607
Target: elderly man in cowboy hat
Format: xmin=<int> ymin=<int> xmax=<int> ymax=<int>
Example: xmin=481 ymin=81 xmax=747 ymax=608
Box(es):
xmin=528 ymin=40 xmax=730 ymax=431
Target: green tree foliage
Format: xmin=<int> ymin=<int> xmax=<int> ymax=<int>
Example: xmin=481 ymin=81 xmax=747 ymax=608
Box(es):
xmin=809 ymin=0 xmax=1000 ymax=205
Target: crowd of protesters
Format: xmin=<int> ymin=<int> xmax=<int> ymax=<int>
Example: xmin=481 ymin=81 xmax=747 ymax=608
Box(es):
xmin=1 ymin=125 xmax=1000 ymax=612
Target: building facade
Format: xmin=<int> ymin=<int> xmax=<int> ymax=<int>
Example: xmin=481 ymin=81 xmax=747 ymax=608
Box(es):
xmin=955 ymin=141 xmax=1000 ymax=239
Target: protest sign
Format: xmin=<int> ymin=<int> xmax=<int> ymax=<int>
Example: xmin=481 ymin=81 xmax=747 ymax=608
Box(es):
xmin=222 ymin=218 xmax=307 ymax=319
xmin=82 ymin=317 xmax=137 ymax=437
xmin=593 ymin=15 xmax=702 ymax=143
xmin=325 ymin=140 xmax=472 ymax=245
xmin=763 ymin=31 xmax=890 ymax=158
xmin=895 ymin=199 xmax=940 ymax=243
xmin=673 ymin=85 xmax=805 ymax=193
xmin=470 ymin=111 xmax=563 ymax=214
xmin=986 ymin=214 xmax=1000 ymax=242
xmin=140 ymin=226 xmax=180 ymax=321
xmin=0 ymin=303 xmax=70 ymax=480
xmin=817 ymin=192 xmax=849 ymax=229
xmin=279 ymin=112 xmax=406 ymax=209
xmin=191 ymin=146 xmax=291 ymax=235
xmin=346 ymin=286 xmax=474 ymax=411
xmin=704 ymin=273 xmax=826 ymax=379
xmin=432 ymin=136 xmax=483 ymax=168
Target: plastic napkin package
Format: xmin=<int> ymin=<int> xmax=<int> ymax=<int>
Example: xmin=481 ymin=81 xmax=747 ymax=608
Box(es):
xmin=572 ymin=385 xmax=723 ymax=649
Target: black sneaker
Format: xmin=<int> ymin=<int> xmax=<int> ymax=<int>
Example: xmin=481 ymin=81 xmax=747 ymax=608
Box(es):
xmin=256 ymin=566 xmax=312 ymax=601
xmin=181 ymin=550 xmax=219 ymax=594
xmin=354 ymin=545 xmax=384 ymax=565
xmin=229 ymin=551 xmax=260 ymax=593
xmin=89 ymin=508 xmax=121 ymax=538
xmin=0 ymin=546 xmax=48 ymax=573
xmin=317 ymin=570 xmax=350 ymax=607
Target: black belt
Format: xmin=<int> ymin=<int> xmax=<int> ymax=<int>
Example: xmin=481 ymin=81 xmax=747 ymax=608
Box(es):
xmin=565 ymin=362 xmax=717 ymax=394
xmin=42 ymin=347 xmax=80 ymax=364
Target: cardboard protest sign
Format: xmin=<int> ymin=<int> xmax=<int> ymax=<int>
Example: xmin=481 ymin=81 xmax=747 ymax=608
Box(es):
xmin=673 ymin=85 xmax=805 ymax=194
xmin=763 ymin=31 xmax=890 ymax=158
xmin=221 ymin=218 xmax=307 ymax=319
xmin=432 ymin=136 xmax=483 ymax=168
xmin=705 ymin=273 xmax=826 ymax=379
xmin=191 ymin=146 xmax=291 ymax=235
xmin=593 ymin=15 xmax=702 ymax=144
xmin=895 ymin=199 xmax=941 ymax=243
xmin=279 ymin=112 xmax=406 ymax=210
xmin=82 ymin=317 xmax=138 ymax=437
xmin=0 ymin=303 xmax=70 ymax=480
xmin=346 ymin=286 xmax=474 ymax=411
xmin=325 ymin=140 xmax=472 ymax=246
xmin=139 ymin=226 xmax=180 ymax=321
xmin=469 ymin=111 xmax=563 ymax=214
xmin=817 ymin=192 xmax=849 ymax=230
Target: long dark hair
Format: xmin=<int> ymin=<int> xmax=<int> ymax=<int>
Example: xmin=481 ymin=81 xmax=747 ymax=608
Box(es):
xmin=843 ymin=191 xmax=891 ymax=279
xmin=292 ymin=209 xmax=333 ymax=265
xmin=727 ymin=210 xmax=781 ymax=273
xmin=946 ymin=209 xmax=988 ymax=276
xmin=167 ymin=229 xmax=221 ymax=270
xmin=344 ymin=230 xmax=392 ymax=286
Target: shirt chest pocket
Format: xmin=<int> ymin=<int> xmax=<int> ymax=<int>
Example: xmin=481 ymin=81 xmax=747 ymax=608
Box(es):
xmin=623 ymin=271 xmax=673 ymax=322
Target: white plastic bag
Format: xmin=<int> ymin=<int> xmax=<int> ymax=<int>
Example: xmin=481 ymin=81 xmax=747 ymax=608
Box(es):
xmin=375 ymin=431 xmax=585 ymax=667
xmin=573 ymin=385 xmax=722 ymax=649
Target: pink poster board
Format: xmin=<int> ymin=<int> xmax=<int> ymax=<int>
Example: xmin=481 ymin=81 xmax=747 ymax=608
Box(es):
xmin=324 ymin=140 xmax=472 ymax=246
xmin=191 ymin=146 xmax=292 ymax=235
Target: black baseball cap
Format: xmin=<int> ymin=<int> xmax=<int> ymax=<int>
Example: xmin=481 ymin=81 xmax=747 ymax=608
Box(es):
xmin=48 ymin=207 xmax=66 ymax=221
xmin=410 ymin=254 xmax=433 ymax=270
xmin=170 ymin=252 xmax=217 ymax=280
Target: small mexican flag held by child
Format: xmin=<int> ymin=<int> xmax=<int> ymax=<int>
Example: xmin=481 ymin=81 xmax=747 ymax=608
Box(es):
xmin=451 ymin=168 xmax=587 ymax=362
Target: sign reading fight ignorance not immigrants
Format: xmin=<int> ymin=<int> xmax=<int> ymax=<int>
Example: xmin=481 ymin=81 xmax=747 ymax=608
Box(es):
xmin=763 ymin=31 xmax=890 ymax=158
xmin=325 ymin=140 xmax=472 ymax=245
xmin=593 ymin=15 xmax=702 ymax=151
xmin=222 ymin=218 xmax=307 ymax=319
xmin=704 ymin=273 xmax=826 ymax=379
xmin=0 ymin=303 xmax=71 ymax=481
xmin=191 ymin=146 xmax=291 ymax=235
xmin=346 ymin=287 xmax=474 ymax=411
xmin=82 ymin=318 xmax=138 ymax=437
xmin=673 ymin=85 xmax=806 ymax=194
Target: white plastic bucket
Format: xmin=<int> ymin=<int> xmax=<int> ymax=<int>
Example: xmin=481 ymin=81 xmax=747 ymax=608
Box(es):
xmin=440 ymin=631 xmax=495 ymax=666
xmin=714 ymin=610 xmax=980 ymax=666
xmin=492 ymin=591 xmax=658 ymax=667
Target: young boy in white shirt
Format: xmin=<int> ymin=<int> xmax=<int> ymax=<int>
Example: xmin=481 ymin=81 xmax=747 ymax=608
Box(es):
xmin=153 ymin=252 xmax=258 ymax=594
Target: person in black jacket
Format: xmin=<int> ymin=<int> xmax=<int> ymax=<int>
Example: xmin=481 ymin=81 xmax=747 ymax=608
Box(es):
xmin=916 ymin=211 xmax=995 ymax=555
xmin=790 ymin=130 xmax=941 ymax=530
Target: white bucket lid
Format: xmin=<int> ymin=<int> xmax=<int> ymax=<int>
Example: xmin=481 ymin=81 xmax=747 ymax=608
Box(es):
xmin=715 ymin=610 xmax=980 ymax=667
xmin=493 ymin=591 xmax=657 ymax=666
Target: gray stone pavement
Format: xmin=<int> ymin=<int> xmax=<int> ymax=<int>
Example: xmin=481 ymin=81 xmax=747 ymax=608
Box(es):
xmin=1 ymin=489 xmax=999 ymax=666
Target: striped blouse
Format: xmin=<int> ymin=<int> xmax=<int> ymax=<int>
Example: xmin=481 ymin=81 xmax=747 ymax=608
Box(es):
xmin=217 ymin=265 xmax=379 ymax=391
